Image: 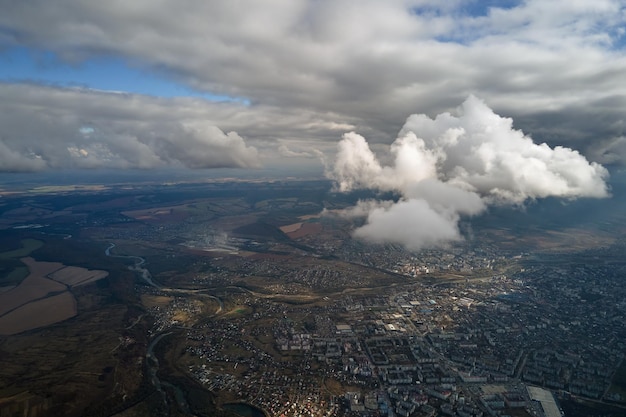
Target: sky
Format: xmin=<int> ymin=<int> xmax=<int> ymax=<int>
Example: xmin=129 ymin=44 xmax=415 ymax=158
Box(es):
xmin=1 ymin=0 xmax=625 ymax=247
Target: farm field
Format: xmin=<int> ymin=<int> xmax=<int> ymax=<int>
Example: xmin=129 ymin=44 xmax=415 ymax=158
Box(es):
xmin=0 ymin=239 xmax=44 ymax=260
xmin=0 ymin=258 xmax=65 ymax=317
xmin=49 ymin=266 xmax=108 ymax=287
xmin=0 ymin=292 xmax=76 ymax=335
xmin=0 ymin=257 xmax=108 ymax=335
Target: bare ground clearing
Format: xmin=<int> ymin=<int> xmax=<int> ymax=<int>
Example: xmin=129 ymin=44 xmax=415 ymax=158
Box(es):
xmin=0 ymin=291 xmax=76 ymax=335
xmin=49 ymin=266 xmax=109 ymax=287
xmin=0 ymin=258 xmax=65 ymax=316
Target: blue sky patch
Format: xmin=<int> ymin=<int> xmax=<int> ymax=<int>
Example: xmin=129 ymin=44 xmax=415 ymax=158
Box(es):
xmin=0 ymin=46 xmax=247 ymax=103
xmin=461 ymin=0 xmax=521 ymax=17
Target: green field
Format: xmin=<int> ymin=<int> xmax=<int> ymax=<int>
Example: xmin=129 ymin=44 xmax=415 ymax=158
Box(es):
xmin=0 ymin=239 xmax=44 ymax=287
xmin=0 ymin=266 xmax=29 ymax=287
xmin=0 ymin=239 xmax=44 ymax=260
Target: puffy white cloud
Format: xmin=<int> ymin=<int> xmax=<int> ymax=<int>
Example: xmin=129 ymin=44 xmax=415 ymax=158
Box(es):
xmin=325 ymin=199 xmax=395 ymax=219
xmin=157 ymin=124 xmax=259 ymax=169
xmin=400 ymin=96 xmax=610 ymax=203
xmin=404 ymin=179 xmax=485 ymax=216
xmin=353 ymin=199 xmax=465 ymax=251
xmin=331 ymin=131 xmax=438 ymax=192
xmin=328 ymin=96 xmax=609 ymax=250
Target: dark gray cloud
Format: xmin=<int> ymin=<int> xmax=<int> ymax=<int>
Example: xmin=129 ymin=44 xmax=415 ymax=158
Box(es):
xmin=0 ymin=84 xmax=259 ymax=170
xmin=0 ymin=83 xmax=354 ymax=171
xmin=0 ymin=0 xmax=625 ymax=171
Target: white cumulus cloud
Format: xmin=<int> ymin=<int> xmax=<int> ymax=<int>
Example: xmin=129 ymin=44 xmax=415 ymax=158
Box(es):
xmin=328 ymin=96 xmax=609 ymax=250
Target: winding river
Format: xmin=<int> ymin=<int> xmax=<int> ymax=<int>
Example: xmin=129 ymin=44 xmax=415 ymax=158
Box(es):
xmin=105 ymin=243 xmax=159 ymax=288
xmin=105 ymin=242 xmax=225 ymax=415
